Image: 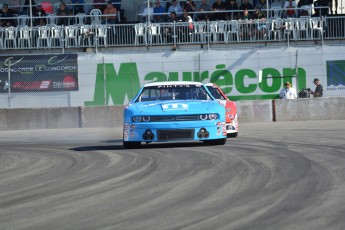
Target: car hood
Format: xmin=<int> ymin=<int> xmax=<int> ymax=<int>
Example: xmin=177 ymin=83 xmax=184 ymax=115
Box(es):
xmin=131 ymin=100 xmax=216 ymax=114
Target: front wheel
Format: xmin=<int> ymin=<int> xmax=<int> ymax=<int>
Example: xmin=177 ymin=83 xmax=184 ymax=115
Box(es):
xmin=123 ymin=141 xmax=141 ymax=149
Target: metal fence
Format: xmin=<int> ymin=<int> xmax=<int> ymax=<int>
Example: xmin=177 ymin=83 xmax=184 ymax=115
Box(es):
xmin=1 ymin=15 xmax=345 ymax=52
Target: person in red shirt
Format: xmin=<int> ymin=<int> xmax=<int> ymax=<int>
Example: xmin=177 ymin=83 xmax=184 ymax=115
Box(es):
xmin=283 ymin=0 xmax=297 ymax=18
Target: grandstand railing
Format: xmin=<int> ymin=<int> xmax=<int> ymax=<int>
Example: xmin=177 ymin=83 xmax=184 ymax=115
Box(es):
xmin=1 ymin=14 xmax=344 ymax=52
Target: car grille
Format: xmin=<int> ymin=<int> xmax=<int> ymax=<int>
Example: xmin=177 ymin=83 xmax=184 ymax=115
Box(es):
xmin=157 ymin=129 xmax=195 ymax=140
xmin=151 ymin=115 xmax=199 ymax=122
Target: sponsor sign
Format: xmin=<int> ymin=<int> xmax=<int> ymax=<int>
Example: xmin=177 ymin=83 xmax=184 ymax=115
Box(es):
xmin=0 ymin=54 xmax=78 ymax=93
xmin=326 ymin=60 xmax=345 ymax=91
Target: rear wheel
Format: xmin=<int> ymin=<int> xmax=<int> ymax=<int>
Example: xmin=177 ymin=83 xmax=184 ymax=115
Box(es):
xmin=123 ymin=141 xmax=141 ymax=149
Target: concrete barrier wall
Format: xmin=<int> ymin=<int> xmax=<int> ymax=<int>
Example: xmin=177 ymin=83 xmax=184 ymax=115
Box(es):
xmin=274 ymin=97 xmax=345 ymax=121
xmin=0 ymin=107 xmax=80 ymax=130
xmin=0 ymin=97 xmax=345 ymax=130
xmin=236 ymin=100 xmax=273 ymax=123
xmin=81 ymin=106 xmax=124 ymax=128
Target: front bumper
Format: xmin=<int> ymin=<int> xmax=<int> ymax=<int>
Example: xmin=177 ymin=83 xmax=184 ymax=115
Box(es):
xmin=225 ymin=117 xmax=239 ymax=134
xmin=123 ymin=121 xmax=226 ymax=142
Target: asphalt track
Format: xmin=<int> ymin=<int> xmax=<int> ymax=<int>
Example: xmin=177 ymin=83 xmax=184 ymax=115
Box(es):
xmin=1 ymin=120 xmax=345 ymax=230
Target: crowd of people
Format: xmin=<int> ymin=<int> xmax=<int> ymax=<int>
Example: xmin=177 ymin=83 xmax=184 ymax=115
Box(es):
xmin=139 ymin=0 xmax=330 ymax=23
xmin=135 ymin=0 xmax=330 ymax=40
xmin=0 ymin=0 xmax=121 ymax=27
xmin=0 ymin=0 xmax=334 ymax=28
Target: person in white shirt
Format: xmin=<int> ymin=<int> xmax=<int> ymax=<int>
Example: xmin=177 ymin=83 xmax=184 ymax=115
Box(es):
xmin=142 ymin=2 xmax=154 ymax=22
xmin=279 ymin=81 xmax=297 ymax=99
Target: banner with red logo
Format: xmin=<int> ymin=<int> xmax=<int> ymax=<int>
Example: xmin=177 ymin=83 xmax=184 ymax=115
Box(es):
xmin=0 ymin=54 xmax=78 ymax=93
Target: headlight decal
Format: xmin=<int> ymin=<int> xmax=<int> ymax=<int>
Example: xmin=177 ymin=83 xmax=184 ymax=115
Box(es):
xmin=142 ymin=116 xmax=151 ymax=122
xmin=132 ymin=116 xmax=141 ymax=122
xmin=132 ymin=114 xmax=220 ymax=122
xmin=199 ymin=114 xmax=208 ymax=120
xmin=208 ymin=113 xmax=218 ymax=120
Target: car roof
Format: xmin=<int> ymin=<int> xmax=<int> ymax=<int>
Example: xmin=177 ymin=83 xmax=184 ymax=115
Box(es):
xmin=203 ymin=82 xmax=216 ymax=87
xmin=144 ymin=81 xmax=203 ymax=87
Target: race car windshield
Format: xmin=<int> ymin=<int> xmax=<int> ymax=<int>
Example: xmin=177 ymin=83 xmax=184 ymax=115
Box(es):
xmin=137 ymin=85 xmax=211 ymax=102
xmin=206 ymin=86 xmax=226 ymax=100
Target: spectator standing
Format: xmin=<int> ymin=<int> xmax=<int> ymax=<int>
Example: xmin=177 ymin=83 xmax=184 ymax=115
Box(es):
xmin=176 ymin=10 xmax=193 ymax=42
xmin=226 ymin=0 xmax=239 ymax=20
xmin=279 ymin=81 xmax=297 ymax=99
xmin=283 ymin=0 xmax=297 ymax=18
xmin=57 ymin=2 xmax=72 ymax=25
xmin=239 ymin=0 xmax=254 ymax=17
xmin=165 ymin=11 xmax=178 ymax=45
xmin=153 ymin=1 xmax=166 ymax=22
xmin=34 ymin=3 xmax=47 ymax=26
xmin=102 ymin=1 xmax=117 ymax=24
xmin=238 ymin=8 xmax=253 ymax=40
xmin=211 ymin=0 xmax=227 ymax=20
xmin=197 ymin=0 xmax=211 ymax=21
xmin=0 ymin=4 xmax=15 ymax=27
xmin=309 ymin=78 xmax=323 ymax=97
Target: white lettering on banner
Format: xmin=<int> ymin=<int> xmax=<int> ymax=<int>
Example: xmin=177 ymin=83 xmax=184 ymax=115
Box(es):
xmin=39 ymin=81 xmax=51 ymax=89
xmin=63 ymin=82 xmax=76 ymax=88
xmin=0 ymin=66 xmax=76 ymax=73
xmin=53 ymin=82 xmax=63 ymax=88
xmin=44 ymin=66 xmax=77 ymax=71
xmin=0 ymin=67 xmax=34 ymax=72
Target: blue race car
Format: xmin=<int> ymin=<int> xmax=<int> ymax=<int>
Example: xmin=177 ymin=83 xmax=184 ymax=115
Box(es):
xmin=123 ymin=81 xmax=227 ymax=148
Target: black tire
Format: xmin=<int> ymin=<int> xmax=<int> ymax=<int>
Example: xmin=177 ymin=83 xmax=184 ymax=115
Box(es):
xmin=213 ymin=138 xmax=227 ymax=145
xmin=227 ymin=132 xmax=238 ymax=138
xmin=123 ymin=141 xmax=141 ymax=149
